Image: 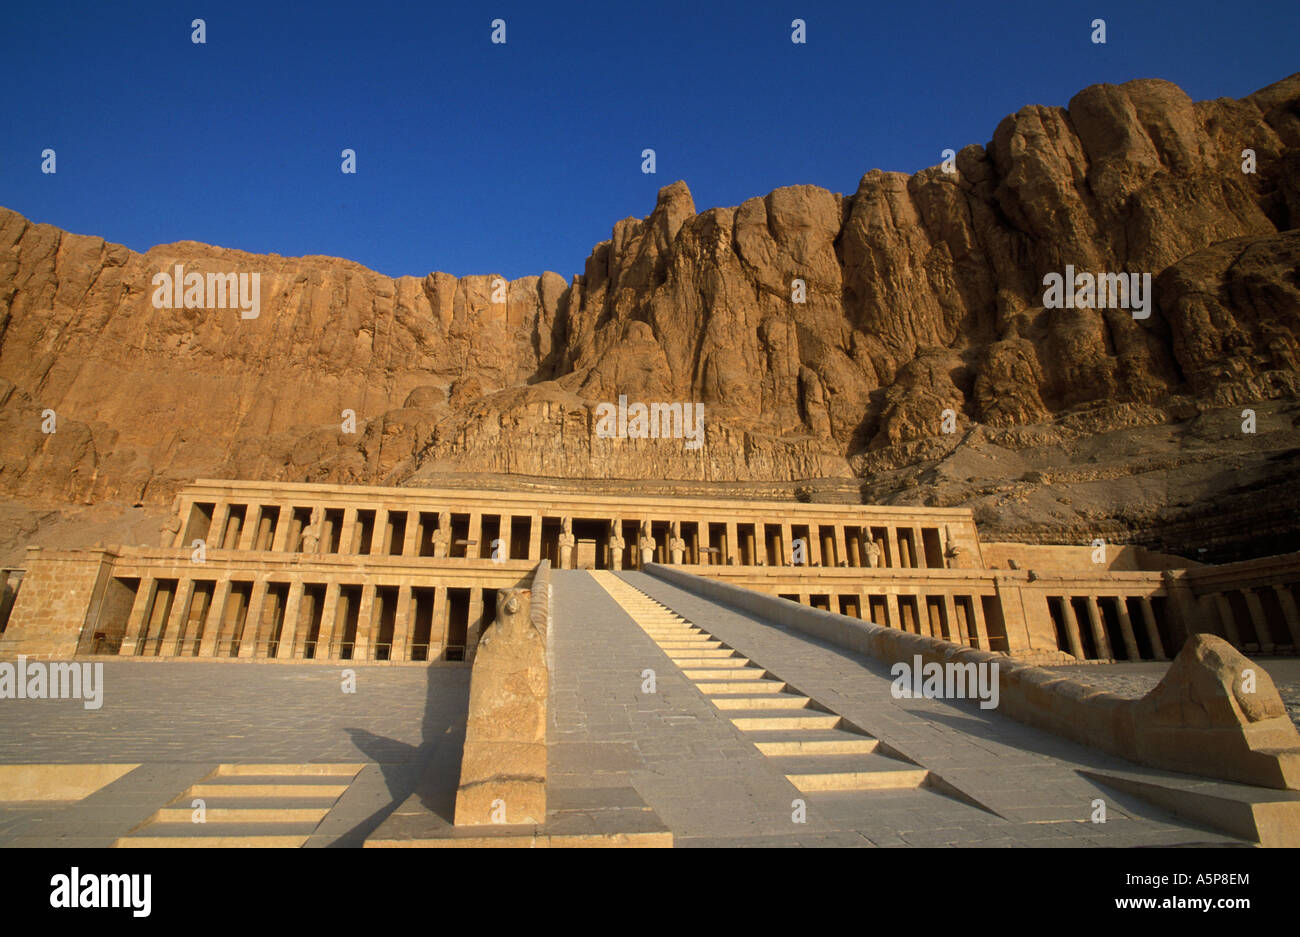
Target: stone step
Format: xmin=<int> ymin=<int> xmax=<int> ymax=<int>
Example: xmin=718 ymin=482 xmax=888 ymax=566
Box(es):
xmin=746 ymin=730 xmax=881 ymax=755
xmin=660 ymin=648 xmax=735 ymax=658
xmin=115 ymin=822 xmax=317 ymax=848
xmin=666 ymin=656 xmax=751 ymax=668
xmin=213 ymin=763 xmax=363 ymax=778
xmin=682 ymin=668 xmax=769 ymax=681
xmin=696 ymin=681 xmax=789 ymax=694
xmin=186 ymin=779 xmax=350 ymax=800
xmin=711 ymin=695 xmax=811 ymax=711
xmin=151 ymin=802 xmax=333 ymax=823
xmin=730 ymin=713 xmax=842 ymax=731
xmin=775 ymin=754 xmax=929 ymax=792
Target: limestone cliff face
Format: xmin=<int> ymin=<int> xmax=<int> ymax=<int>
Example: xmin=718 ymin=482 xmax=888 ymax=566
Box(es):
xmin=1 ymin=73 xmax=1299 ymax=557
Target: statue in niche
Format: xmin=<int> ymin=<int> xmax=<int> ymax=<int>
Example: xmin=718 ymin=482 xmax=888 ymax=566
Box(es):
xmin=608 ymin=521 xmax=625 ymax=570
xmin=431 ymin=510 xmax=451 ymax=557
xmin=558 ymin=517 xmax=576 ymax=569
xmin=865 ymin=539 xmax=883 ymax=569
xmin=301 ymin=507 xmax=323 ymax=554
xmin=638 ymin=520 xmax=655 ymax=567
xmin=668 ymin=520 xmax=686 ymax=564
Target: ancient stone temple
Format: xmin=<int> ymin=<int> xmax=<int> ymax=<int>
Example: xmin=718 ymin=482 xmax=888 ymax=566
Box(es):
xmin=3 ymin=478 xmax=1298 ymax=667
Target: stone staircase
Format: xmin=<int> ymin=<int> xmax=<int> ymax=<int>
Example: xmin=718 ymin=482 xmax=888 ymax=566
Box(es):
xmin=114 ymin=763 xmax=364 ymax=847
xmin=591 ymin=572 xmax=970 ymax=806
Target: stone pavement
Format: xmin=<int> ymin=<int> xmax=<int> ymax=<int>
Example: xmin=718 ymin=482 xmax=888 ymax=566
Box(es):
xmin=603 ymin=570 xmax=1246 ymax=846
xmin=0 ymin=661 xmax=469 ymax=847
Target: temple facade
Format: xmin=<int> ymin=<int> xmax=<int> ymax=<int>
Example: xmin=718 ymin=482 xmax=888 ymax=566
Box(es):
xmin=1 ymin=478 xmax=1298 ymax=665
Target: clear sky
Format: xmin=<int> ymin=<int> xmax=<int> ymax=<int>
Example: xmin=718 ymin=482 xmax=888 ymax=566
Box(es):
xmin=3 ymin=0 xmax=1297 ymax=281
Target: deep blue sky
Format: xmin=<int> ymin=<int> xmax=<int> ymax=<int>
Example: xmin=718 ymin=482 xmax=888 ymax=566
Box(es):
xmin=3 ymin=1 xmax=1297 ymax=280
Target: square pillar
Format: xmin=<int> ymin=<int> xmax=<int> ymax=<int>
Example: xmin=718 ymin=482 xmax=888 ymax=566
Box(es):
xmin=465 ymin=589 xmax=486 ymax=664
xmin=832 ymin=526 xmax=847 ymax=568
xmin=1272 ymin=585 xmax=1300 ymax=648
xmin=271 ymin=507 xmax=292 ymax=552
xmin=198 ymin=579 xmax=232 ymax=657
xmin=1138 ymin=597 xmax=1166 ymax=660
xmin=390 ymin=586 xmax=414 ymax=662
xmin=1113 ymin=597 xmax=1142 ymax=660
xmin=276 ymin=581 xmax=305 ymax=659
xmin=401 ymin=512 xmax=419 ymax=558
xmin=941 ymin=593 xmax=963 ymax=644
xmin=352 ymin=585 xmax=377 ymax=660
xmin=1085 ymin=595 xmax=1113 ymax=660
xmin=431 ymin=587 xmax=449 ymax=659
xmin=315 ymin=584 xmax=343 ymax=660
xmin=780 ymin=522 xmax=794 ymax=566
xmin=238 ymin=581 xmax=270 ymax=658
xmin=968 ymin=595 xmax=990 ymax=650
xmin=912 ymin=526 xmax=927 ymax=569
xmin=164 ymin=580 xmax=196 ymax=656
xmin=119 ymin=579 xmax=156 ymax=656
xmin=527 ymin=514 xmax=542 ymax=562
xmin=236 ymin=509 xmax=259 ymax=551
xmin=1242 ymin=588 xmax=1274 ymax=653
xmin=1213 ymin=593 xmax=1242 ymax=646
xmin=210 ymin=503 xmax=231 ymax=549
xmin=337 ymin=508 xmax=358 ymax=556
xmin=887 ymin=528 xmax=902 ymax=569
xmin=725 ymin=521 xmax=738 ymax=565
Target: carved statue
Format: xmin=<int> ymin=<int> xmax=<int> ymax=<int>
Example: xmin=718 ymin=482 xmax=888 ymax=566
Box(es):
xmin=608 ymin=521 xmax=626 ymax=570
xmin=300 ymin=507 xmax=323 ymax=554
xmin=557 ymin=516 xmax=576 ymax=569
xmin=865 ymin=540 xmax=883 ymax=569
xmin=668 ymin=521 xmax=686 ymax=564
xmin=638 ymin=520 xmax=655 ymax=567
xmin=431 ymin=510 xmax=451 ymax=557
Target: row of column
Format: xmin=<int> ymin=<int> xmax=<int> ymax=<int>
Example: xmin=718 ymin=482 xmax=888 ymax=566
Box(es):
xmin=1054 ymin=594 xmax=1167 ymax=662
xmin=191 ymin=501 xmax=543 ymax=563
xmin=184 ymin=501 xmax=948 ymax=571
xmin=793 ymin=590 xmax=993 ymax=650
xmin=1202 ymin=585 xmax=1300 ymax=653
xmin=115 ymin=576 xmax=481 ymax=662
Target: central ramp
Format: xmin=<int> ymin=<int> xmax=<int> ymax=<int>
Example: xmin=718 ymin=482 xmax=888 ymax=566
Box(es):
xmin=550 ymin=570 xmax=1007 ymax=846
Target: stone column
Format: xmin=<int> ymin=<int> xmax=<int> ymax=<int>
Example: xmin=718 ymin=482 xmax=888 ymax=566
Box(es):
xmin=527 ymin=515 xmax=542 ymax=562
xmin=210 ymin=503 xmax=231 ymax=549
xmin=400 ymin=512 xmax=419 ymax=558
xmin=224 ymin=508 xmax=244 ymax=552
xmin=465 ymin=589 xmax=485 ymax=664
xmin=1273 ymin=585 xmax=1300 ymax=649
xmin=468 ymin=512 xmax=483 ymax=560
xmin=1060 ymin=598 xmax=1085 ymax=660
xmin=390 ymin=586 xmax=414 ymax=662
xmin=1113 ymin=596 xmax=1142 ymax=660
xmin=1085 ymin=596 xmax=1113 ymax=660
xmin=118 ymin=579 xmax=156 ymax=656
xmin=336 ymin=508 xmax=358 ymax=556
xmin=887 ymin=528 xmax=902 ymax=569
xmin=271 ymin=507 xmax=292 ymax=552
xmin=165 ymin=580 xmax=196 ymax=656
xmin=833 ymin=526 xmax=848 ymax=568
xmin=198 ymin=579 xmax=232 ymax=657
xmin=238 ymin=581 xmax=270 ymax=658
xmin=806 ymin=525 xmax=823 ymax=567
xmin=891 ymin=595 xmax=908 ymax=633
xmin=1213 ymin=593 xmax=1242 ymax=646
xmin=430 ymin=587 xmax=449 ymax=659
xmin=779 ymin=522 xmax=794 ymax=566
xmin=725 ymin=521 xmax=738 ymax=565
xmin=276 ymin=581 xmax=304 ymax=660
xmin=942 ymin=593 xmax=963 ymax=644
xmin=968 ymin=595 xmax=990 ymax=650
xmin=352 ymin=585 xmax=377 ymax=660
xmin=1242 ymin=588 xmax=1274 ymax=652
xmin=315 ymin=584 xmax=342 ymax=660
xmin=1138 ymin=597 xmax=1166 ymax=660
xmin=236 ymin=509 xmax=259 ymax=551
xmin=912 ymin=526 xmax=927 ymax=569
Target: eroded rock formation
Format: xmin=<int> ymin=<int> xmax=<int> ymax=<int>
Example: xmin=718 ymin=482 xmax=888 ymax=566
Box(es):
xmin=2 ymin=73 xmax=1299 ymax=561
